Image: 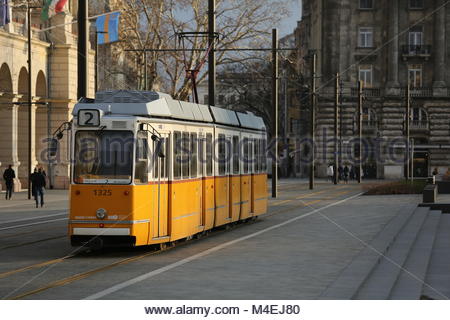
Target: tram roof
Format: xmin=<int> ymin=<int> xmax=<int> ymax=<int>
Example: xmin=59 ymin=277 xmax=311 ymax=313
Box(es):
xmin=73 ymin=90 xmax=266 ymax=131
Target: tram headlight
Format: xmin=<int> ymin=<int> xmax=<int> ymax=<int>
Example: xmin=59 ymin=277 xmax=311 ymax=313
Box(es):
xmin=96 ymin=208 xmax=107 ymax=220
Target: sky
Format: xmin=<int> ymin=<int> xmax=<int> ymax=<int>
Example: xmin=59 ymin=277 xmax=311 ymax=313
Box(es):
xmin=279 ymin=0 xmax=302 ymax=37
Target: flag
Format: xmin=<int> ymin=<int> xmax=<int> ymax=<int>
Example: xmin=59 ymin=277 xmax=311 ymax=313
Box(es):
xmin=96 ymin=12 xmax=121 ymax=44
xmin=41 ymin=0 xmax=68 ymax=21
xmin=0 ymin=0 xmax=10 ymax=27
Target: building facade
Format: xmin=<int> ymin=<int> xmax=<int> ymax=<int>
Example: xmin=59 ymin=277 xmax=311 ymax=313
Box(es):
xmin=297 ymin=0 xmax=450 ymax=179
xmin=0 ymin=0 xmax=94 ymax=190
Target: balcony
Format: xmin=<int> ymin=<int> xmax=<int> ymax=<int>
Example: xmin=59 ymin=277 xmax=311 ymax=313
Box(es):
xmin=401 ymin=45 xmax=432 ymax=61
xmin=410 ymin=120 xmax=429 ymax=133
xmin=400 ymin=87 xmax=433 ymax=97
xmin=350 ymin=87 xmax=381 ymax=97
xmin=362 ymin=120 xmax=378 ymax=134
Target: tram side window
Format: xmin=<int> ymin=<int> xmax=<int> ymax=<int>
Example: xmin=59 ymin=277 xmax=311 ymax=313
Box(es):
xmin=182 ymin=132 xmax=190 ymax=178
xmin=164 ymin=137 xmax=169 ymax=178
xmin=135 ymin=132 xmax=149 ymax=184
xmin=154 ymin=138 xmax=166 ymax=179
xmin=190 ymin=133 xmax=198 ymax=178
xmin=243 ymin=137 xmax=249 ymax=174
xmin=262 ymin=139 xmax=267 ymax=171
xmin=248 ymin=139 xmax=254 ymax=174
xmin=206 ymin=133 xmax=213 ymax=176
xmin=218 ymin=134 xmax=226 ymax=176
xmin=174 ymin=131 xmax=181 ymax=179
xmin=254 ymin=139 xmax=260 ymax=173
xmin=233 ymin=136 xmax=239 ymax=174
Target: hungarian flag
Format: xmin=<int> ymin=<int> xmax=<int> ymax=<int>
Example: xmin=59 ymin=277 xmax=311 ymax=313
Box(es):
xmin=41 ymin=0 xmax=68 ymax=21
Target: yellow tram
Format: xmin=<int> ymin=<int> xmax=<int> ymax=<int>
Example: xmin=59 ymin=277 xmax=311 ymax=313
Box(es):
xmin=68 ymin=90 xmax=268 ymax=247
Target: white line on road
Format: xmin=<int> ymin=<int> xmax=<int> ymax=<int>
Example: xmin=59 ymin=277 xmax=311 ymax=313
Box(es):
xmin=0 ymin=212 xmax=68 ymax=225
xmin=84 ymin=192 xmax=363 ymax=300
xmin=0 ymin=218 xmax=68 ymax=231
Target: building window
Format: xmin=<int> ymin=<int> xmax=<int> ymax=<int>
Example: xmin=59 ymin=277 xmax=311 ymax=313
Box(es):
xmin=408 ymin=65 xmax=422 ymax=88
xmin=409 ymin=26 xmax=423 ymax=45
xmin=359 ymin=0 xmax=373 ymax=9
xmin=358 ymin=27 xmax=374 ymax=48
xmin=359 ymin=66 xmax=373 ymax=88
xmin=409 ymin=0 xmax=423 ymax=9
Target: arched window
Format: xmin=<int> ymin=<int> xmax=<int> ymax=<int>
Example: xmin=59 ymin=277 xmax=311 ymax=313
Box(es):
xmin=0 ymin=63 xmax=12 ymax=93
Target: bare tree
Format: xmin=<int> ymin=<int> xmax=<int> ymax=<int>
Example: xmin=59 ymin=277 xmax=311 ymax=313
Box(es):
xmin=102 ymin=0 xmax=291 ymax=100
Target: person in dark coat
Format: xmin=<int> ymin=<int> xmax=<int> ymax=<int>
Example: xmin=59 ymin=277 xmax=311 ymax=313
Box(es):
xmin=31 ymin=168 xmax=46 ymax=208
xmin=3 ymin=165 xmax=15 ymax=200
xmin=343 ymin=165 xmax=349 ymax=184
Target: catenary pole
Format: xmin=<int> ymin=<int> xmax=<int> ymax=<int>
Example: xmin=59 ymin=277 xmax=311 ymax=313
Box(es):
xmin=77 ymin=0 xmax=89 ymax=99
xmin=27 ymin=1 xmax=32 ymax=199
xmin=334 ymin=73 xmax=339 ymax=185
xmin=309 ymin=53 xmax=316 ymax=190
xmin=208 ymin=0 xmax=216 ymax=106
xmin=271 ymin=29 xmax=279 ymax=198
xmin=358 ymin=80 xmax=363 ymax=184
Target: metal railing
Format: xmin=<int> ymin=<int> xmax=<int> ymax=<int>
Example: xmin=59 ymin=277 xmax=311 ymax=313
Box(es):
xmin=410 ymin=120 xmax=428 ymax=130
xmin=400 ymin=87 xmax=433 ymax=97
xmin=401 ymin=45 xmax=432 ymax=56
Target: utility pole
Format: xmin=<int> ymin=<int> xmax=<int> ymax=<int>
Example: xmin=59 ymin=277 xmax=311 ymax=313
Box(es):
xmin=406 ymin=83 xmax=411 ymax=181
xmin=144 ymin=51 xmax=148 ymax=91
xmin=77 ymin=0 xmax=89 ymax=99
xmin=357 ymin=80 xmax=363 ymax=184
xmin=309 ymin=53 xmax=316 ymax=190
xmin=271 ymin=29 xmax=279 ymax=198
xmin=27 ymin=1 xmax=32 ymax=199
xmin=334 ymin=73 xmax=340 ymax=185
xmin=208 ymin=0 xmax=216 ymax=106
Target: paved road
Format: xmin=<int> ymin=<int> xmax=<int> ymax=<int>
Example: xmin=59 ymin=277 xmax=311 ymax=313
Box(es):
xmin=0 ymin=180 xmax=421 ymax=299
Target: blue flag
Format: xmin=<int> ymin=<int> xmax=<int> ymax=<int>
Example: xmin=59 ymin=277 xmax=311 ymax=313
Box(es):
xmin=96 ymin=12 xmax=120 ymax=44
xmin=0 ymin=0 xmax=10 ymax=27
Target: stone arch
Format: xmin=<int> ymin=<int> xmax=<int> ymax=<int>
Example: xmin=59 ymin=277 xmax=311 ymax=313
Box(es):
xmin=35 ymin=70 xmax=47 ymax=98
xmin=0 ymin=63 xmax=13 ymax=93
xmin=17 ymin=67 xmax=28 ymax=95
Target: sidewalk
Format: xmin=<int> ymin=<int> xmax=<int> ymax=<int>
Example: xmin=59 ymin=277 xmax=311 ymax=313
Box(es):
xmin=0 ymin=189 xmax=68 ymax=210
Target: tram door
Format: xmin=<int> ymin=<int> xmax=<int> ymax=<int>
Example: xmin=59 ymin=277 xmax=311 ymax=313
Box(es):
xmin=152 ymin=134 xmax=169 ymax=239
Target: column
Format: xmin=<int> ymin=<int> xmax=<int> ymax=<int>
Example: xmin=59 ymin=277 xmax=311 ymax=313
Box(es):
xmin=433 ymin=0 xmax=446 ymax=88
xmin=387 ymin=0 xmax=400 ymax=88
xmin=0 ymin=95 xmax=22 ymax=191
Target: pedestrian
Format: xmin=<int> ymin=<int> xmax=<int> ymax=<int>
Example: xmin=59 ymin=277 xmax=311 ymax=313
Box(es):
xmin=343 ymin=165 xmax=349 ymax=184
xmin=433 ymin=167 xmax=438 ymax=177
xmin=349 ymin=166 xmax=355 ymax=180
xmin=3 ymin=165 xmax=15 ymax=200
xmin=327 ymin=164 xmax=334 ymax=183
xmin=338 ymin=165 xmax=343 ymax=182
xmin=31 ymin=168 xmax=46 ymax=208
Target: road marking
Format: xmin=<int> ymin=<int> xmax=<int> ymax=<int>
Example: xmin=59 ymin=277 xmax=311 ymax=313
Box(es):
xmin=84 ymin=192 xmax=363 ymax=300
xmin=0 ymin=218 xmax=68 ymax=231
xmin=0 ymin=212 xmax=67 ymax=225
xmin=0 ymin=256 xmax=73 ymax=280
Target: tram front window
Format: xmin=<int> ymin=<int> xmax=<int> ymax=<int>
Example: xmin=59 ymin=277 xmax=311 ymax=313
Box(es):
xmin=74 ymin=131 xmax=133 ymax=184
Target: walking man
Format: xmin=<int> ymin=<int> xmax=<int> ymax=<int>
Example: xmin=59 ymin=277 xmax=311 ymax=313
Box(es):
xmin=31 ymin=168 xmax=46 ymax=208
xmin=3 ymin=165 xmax=15 ymax=200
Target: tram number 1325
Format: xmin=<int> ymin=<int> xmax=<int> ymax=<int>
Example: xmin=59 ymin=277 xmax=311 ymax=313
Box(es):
xmin=93 ymin=189 xmax=112 ymax=196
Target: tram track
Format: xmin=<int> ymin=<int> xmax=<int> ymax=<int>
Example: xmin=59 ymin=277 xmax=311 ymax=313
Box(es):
xmin=3 ymin=186 xmax=361 ymax=300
